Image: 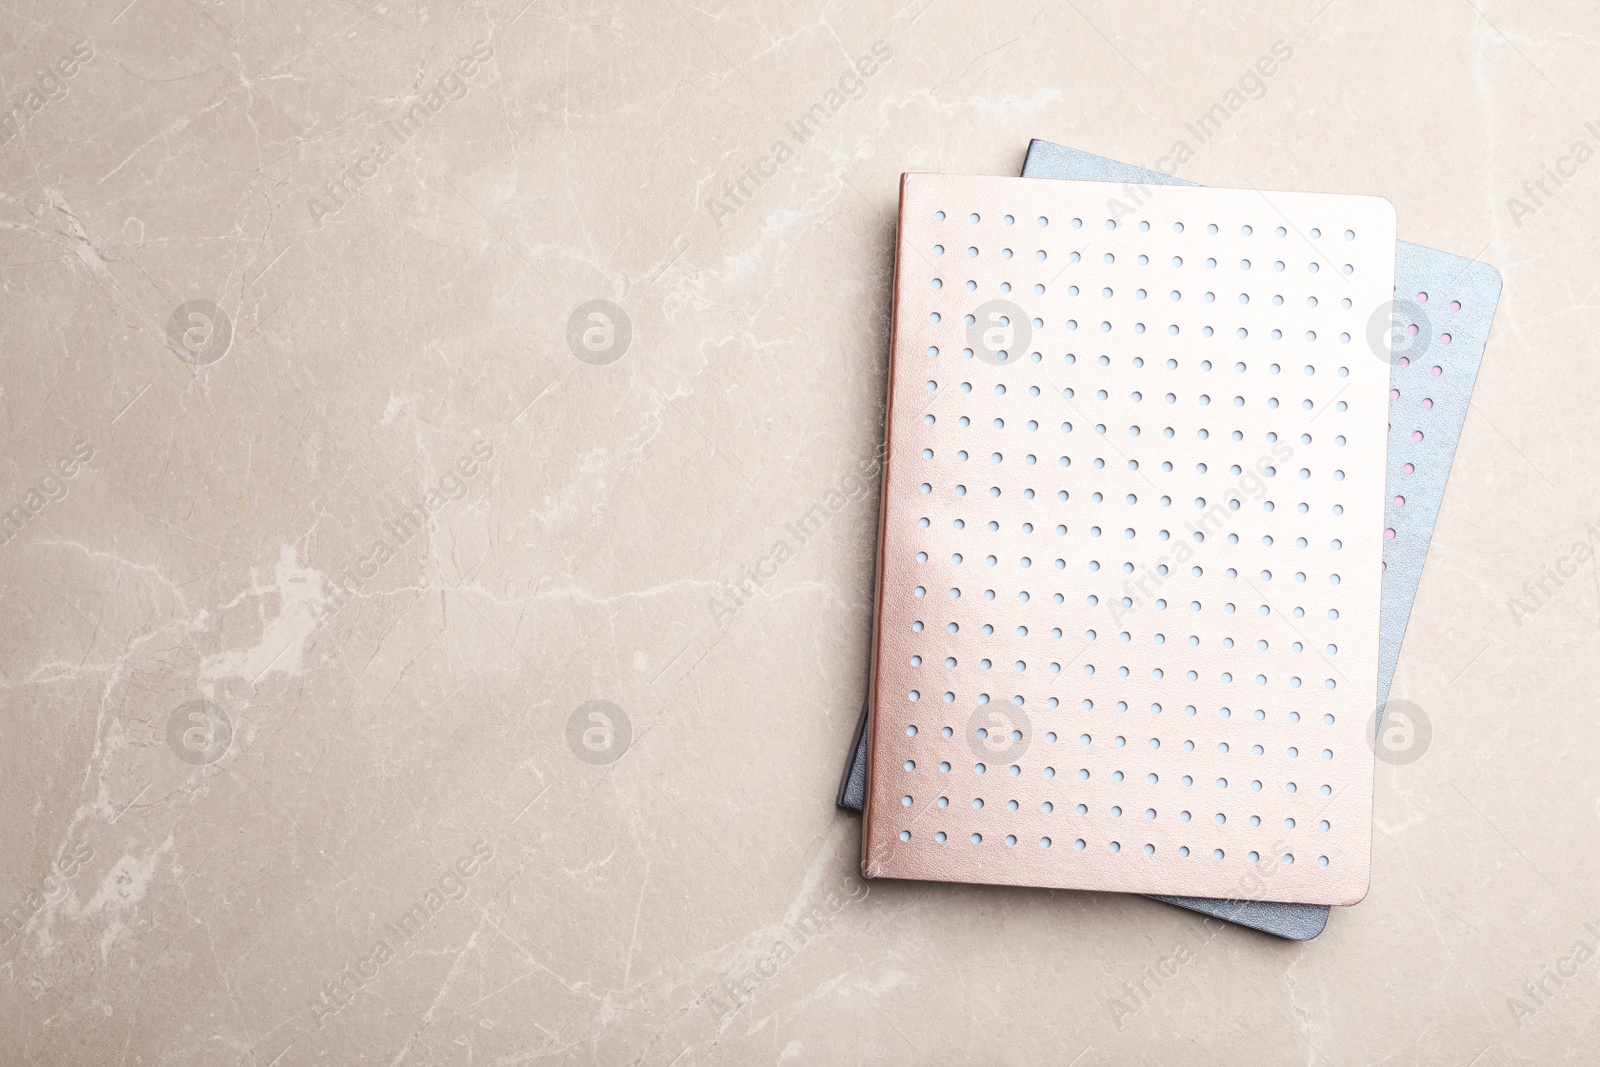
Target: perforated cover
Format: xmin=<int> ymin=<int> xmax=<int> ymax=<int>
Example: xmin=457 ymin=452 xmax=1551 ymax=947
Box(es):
xmin=1378 ymin=242 xmax=1501 ymax=710
xmin=841 ymin=146 xmax=1501 ymax=936
xmin=862 ymin=173 xmax=1396 ymax=905
xmin=1017 ymin=140 xmax=1504 ymax=720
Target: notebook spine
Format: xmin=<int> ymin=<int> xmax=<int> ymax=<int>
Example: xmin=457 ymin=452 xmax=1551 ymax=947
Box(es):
xmin=860 ymin=173 xmax=914 ymax=878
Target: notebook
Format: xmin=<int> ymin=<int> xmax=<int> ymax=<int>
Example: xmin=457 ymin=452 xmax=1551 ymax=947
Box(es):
xmin=859 ymin=172 xmax=1396 ymax=904
xmin=841 ymin=145 xmax=1501 ymax=937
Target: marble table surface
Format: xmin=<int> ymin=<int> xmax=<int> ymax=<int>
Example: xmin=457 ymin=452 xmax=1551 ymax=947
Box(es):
xmin=2 ymin=1 xmax=1596 ymax=1063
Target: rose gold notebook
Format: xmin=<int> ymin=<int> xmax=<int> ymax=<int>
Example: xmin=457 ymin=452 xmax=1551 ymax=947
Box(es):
xmin=861 ymin=173 xmax=1396 ymax=906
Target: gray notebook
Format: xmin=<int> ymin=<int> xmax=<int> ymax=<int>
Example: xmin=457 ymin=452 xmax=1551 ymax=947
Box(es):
xmin=841 ymin=140 xmax=1502 ymax=940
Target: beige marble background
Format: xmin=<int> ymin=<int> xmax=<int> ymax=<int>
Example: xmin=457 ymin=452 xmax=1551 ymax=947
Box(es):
xmin=1 ymin=0 xmax=1595 ymax=1063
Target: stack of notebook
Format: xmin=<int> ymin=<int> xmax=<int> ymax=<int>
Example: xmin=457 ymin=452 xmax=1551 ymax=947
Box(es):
xmin=837 ymin=141 xmax=1502 ymax=940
